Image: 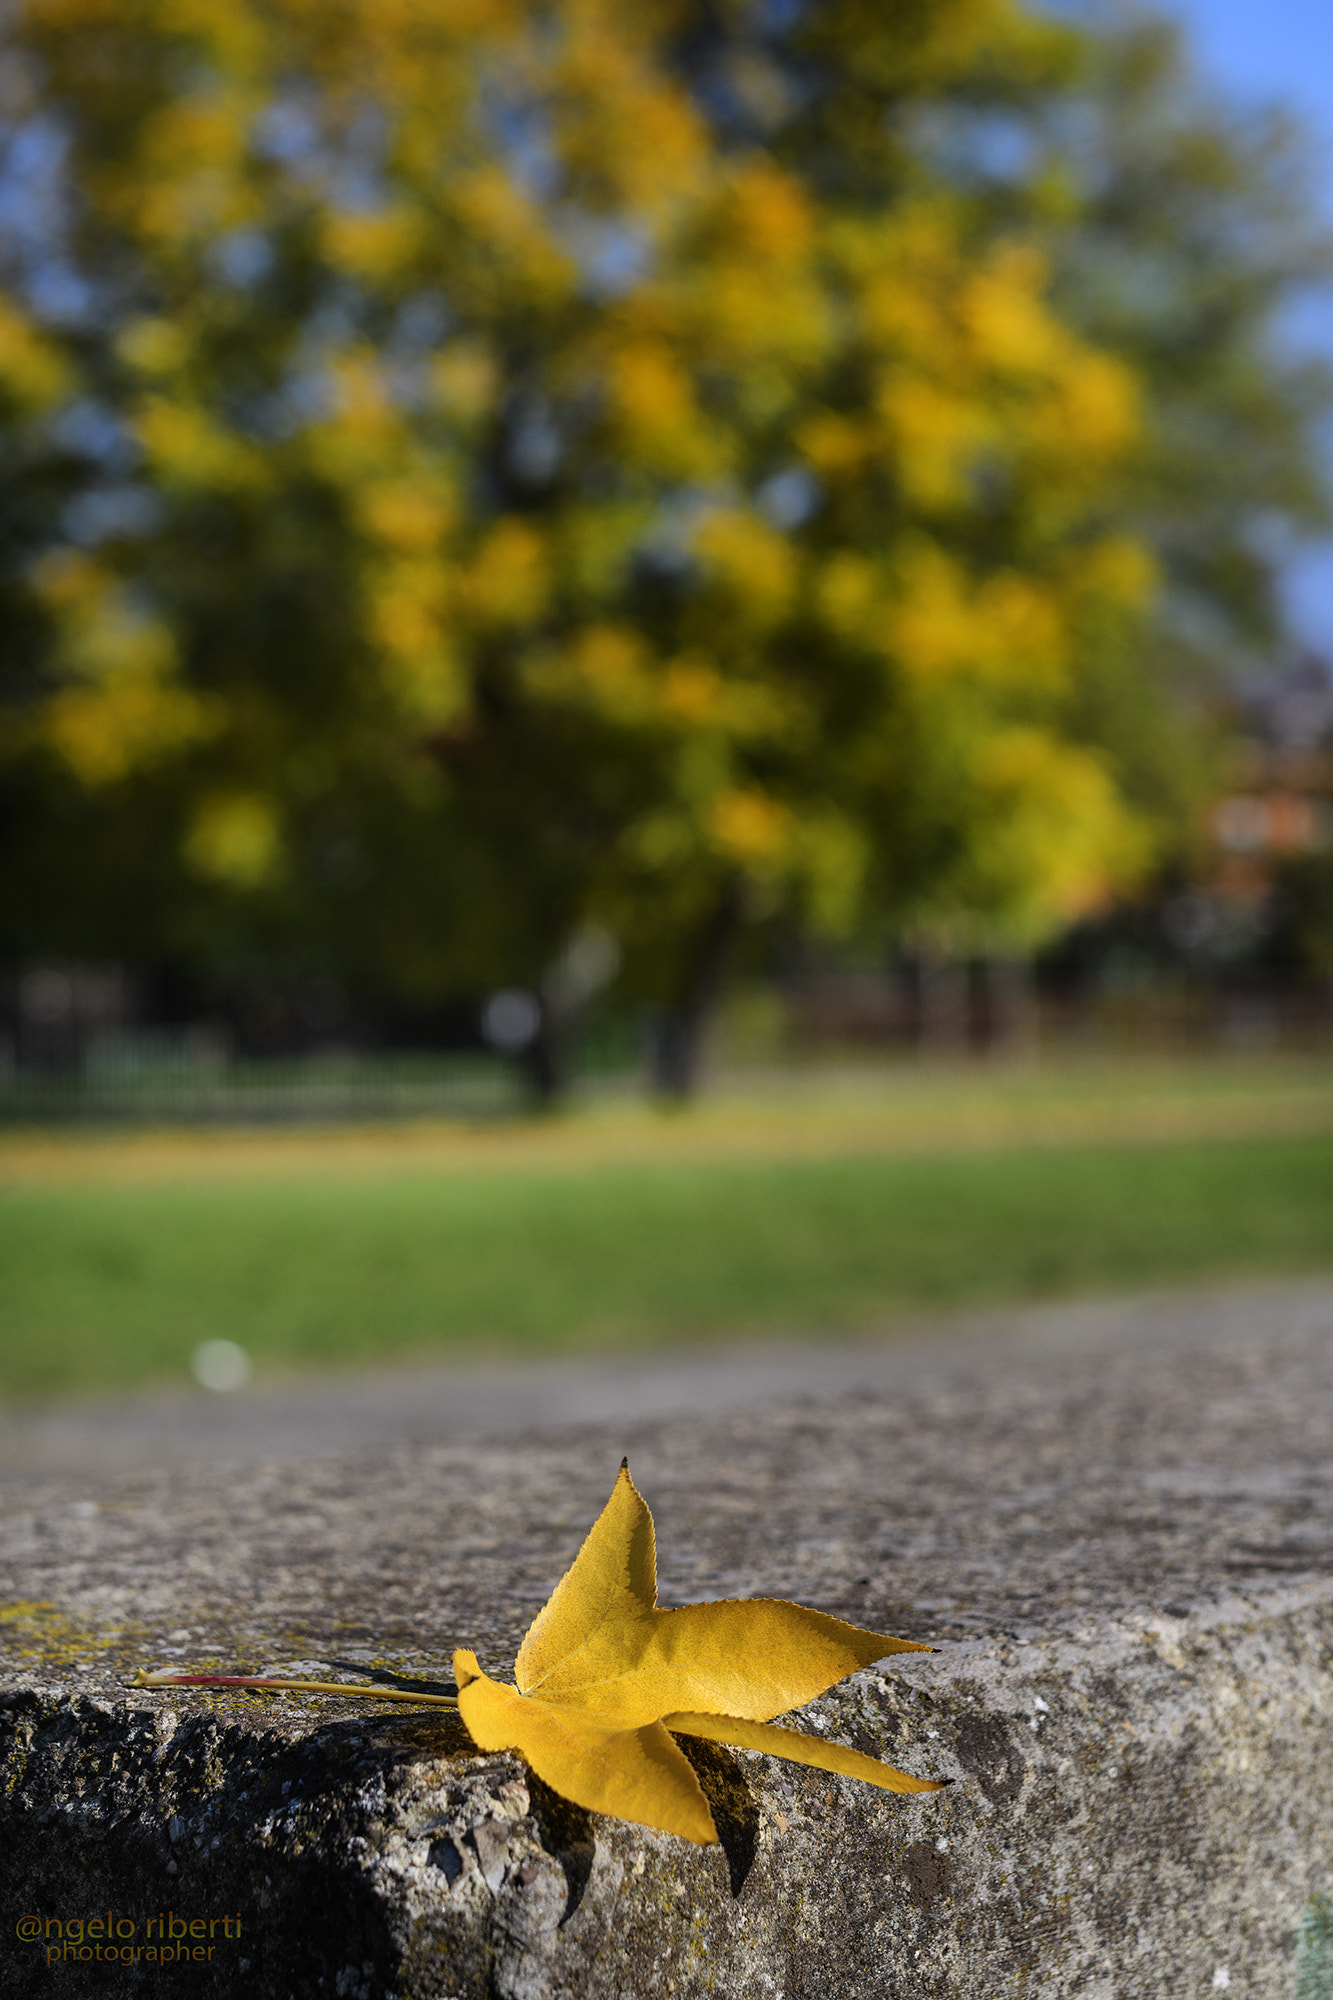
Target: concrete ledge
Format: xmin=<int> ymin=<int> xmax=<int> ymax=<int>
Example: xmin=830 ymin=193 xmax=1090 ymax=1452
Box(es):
xmin=4 ymin=1282 xmax=1333 ymax=1996
xmin=5 ymin=1590 xmax=1333 ymax=1998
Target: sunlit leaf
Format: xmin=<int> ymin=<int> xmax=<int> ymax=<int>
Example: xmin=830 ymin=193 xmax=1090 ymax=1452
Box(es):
xmin=455 ymin=1460 xmax=945 ymax=1836
xmin=456 ymin=1648 xmax=717 ymax=1844
xmin=135 ymin=1459 xmax=945 ymax=1845
xmin=662 ymin=1711 xmax=944 ymax=1796
xmin=516 ymin=1460 xmax=928 ymax=1725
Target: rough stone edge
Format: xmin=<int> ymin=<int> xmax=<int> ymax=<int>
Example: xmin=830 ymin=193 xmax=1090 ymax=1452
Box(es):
xmin=5 ymin=1580 xmax=1333 ymax=1997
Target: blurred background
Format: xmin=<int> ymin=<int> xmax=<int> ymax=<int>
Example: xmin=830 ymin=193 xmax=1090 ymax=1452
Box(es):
xmin=2 ymin=0 xmax=1333 ymax=1409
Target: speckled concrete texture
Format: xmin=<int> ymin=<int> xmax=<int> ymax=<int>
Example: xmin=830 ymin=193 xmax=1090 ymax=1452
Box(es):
xmin=3 ymin=1277 xmax=1333 ymax=1997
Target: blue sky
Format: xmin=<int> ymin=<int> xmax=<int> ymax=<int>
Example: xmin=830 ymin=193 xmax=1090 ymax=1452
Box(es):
xmin=1163 ymin=0 xmax=1333 ymax=125
xmin=1153 ymin=0 xmax=1333 ymax=652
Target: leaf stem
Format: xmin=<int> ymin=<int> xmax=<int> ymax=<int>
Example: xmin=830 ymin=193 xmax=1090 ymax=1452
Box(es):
xmin=130 ymin=1669 xmax=458 ymax=1708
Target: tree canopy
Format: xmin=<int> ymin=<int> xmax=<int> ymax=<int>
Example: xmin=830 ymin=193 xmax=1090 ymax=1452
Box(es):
xmin=0 ymin=0 xmax=1326 ymax=1080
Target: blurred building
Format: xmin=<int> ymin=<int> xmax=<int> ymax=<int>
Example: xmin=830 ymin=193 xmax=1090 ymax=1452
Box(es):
xmin=1208 ymin=651 xmax=1333 ymax=902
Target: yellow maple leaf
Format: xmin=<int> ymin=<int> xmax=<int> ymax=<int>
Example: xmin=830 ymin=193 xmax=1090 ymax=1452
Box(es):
xmin=456 ymin=1459 xmax=944 ymax=1842
xmin=134 ymin=1460 xmax=945 ymax=1844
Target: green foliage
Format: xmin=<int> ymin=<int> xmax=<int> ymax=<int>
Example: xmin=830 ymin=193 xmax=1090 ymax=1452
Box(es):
xmin=1048 ymin=19 xmax=1332 ymax=659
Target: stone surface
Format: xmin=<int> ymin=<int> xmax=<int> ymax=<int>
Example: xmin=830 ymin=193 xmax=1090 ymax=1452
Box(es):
xmin=3 ymin=1278 xmax=1333 ymax=1997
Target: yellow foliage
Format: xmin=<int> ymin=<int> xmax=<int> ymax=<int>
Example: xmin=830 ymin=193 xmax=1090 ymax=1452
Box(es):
xmin=718 ymin=159 xmax=813 ymax=263
xmin=116 ymin=318 xmax=191 ymax=379
xmin=709 ymin=788 xmax=789 ymax=867
xmin=1064 ymin=534 xmax=1158 ymax=613
xmin=184 ymin=792 xmax=281 ymax=888
xmin=10 ymin=0 xmax=1164 ymax=968
xmin=814 ymin=552 xmax=882 ymax=641
xmin=33 ymin=551 xmax=177 ymax=684
xmin=1021 ymin=349 xmax=1139 ymax=470
xmin=367 ymin=579 xmax=443 ymax=661
xmin=45 ymin=680 xmax=213 ymax=786
xmin=322 ymin=353 xmax=399 ymax=448
xmin=33 ymin=550 xmax=217 ymax=783
xmin=530 ymin=638 xmax=792 ymax=746
xmin=357 ymin=472 xmax=464 ymax=717
xmin=450 ymin=166 xmax=576 ymax=307
xmin=0 ymin=296 xmax=68 ymax=410
xmin=859 ymin=269 xmax=948 ymax=359
xmin=960 ymin=244 xmax=1059 ymax=375
xmin=694 ymin=509 xmax=796 ymax=628
xmin=890 ymin=544 xmax=996 ymax=680
xmin=877 ymin=376 xmax=987 ymax=511
xmin=890 ymin=543 xmax=1065 ymax=687
xmin=659 ymin=657 xmax=721 ymax=725
xmin=382 ymin=645 xmax=465 ymax=727
xmin=602 ymin=339 xmax=711 ymax=475
xmin=971 ymin=726 xmax=1151 ymax=936
xmin=302 ymin=353 xmax=409 ymax=487
xmin=815 ymin=0 xmax=1031 ymax=90
xmin=550 ymin=30 xmax=706 ymax=215
xmin=429 ymin=344 xmax=499 ymax=422
xmin=356 ymin=480 xmax=454 ymax=552
xmin=821 ymin=206 xmax=1142 ymax=534
xmin=321 ymin=206 xmax=424 ymax=280
xmin=528 ymin=625 xmax=657 ymax=726
xmin=276 ymin=0 xmax=516 ymax=102
xmin=127 ymin=94 xmax=259 ymax=246
xmin=39 ymin=0 xmax=271 ymax=80
xmin=460 ymin=519 xmax=549 ymax=629
xmin=683 ymin=164 xmax=828 ymax=375
xmin=798 ymin=411 xmax=871 ymax=483
xmin=134 ymin=398 xmax=263 ymax=493
xmin=700 ymin=268 xmax=827 ymax=377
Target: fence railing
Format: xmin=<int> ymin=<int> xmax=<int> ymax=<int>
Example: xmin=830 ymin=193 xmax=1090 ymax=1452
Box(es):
xmin=0 ymin=1047 xmax=527 ymax=1126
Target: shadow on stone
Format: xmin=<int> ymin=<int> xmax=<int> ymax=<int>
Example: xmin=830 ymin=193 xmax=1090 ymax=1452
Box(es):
xmin=326 ymin=1659 xmax=459 ymax=1697
xmin=428 ymin=1833 xmax=465 ymax=1884
xmin=322 ymin=1709 xmax=476 ymax=1759
xmin=527 ymin=1773 xmax=596 ymax=1924
xmin=676 ymin=1736 xmax=759 ymax=1899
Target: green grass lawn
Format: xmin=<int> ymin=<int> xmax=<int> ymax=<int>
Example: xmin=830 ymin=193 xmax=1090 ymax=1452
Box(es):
xmin=3 ymin=1127 xmax=1332 ymax=1399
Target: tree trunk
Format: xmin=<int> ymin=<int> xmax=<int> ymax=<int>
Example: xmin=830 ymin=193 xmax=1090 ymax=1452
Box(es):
xmin=522 ymin=1001 xmax=567 ymax=1109
xmin=651 ymin=881 xmax=743 ymax=1100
